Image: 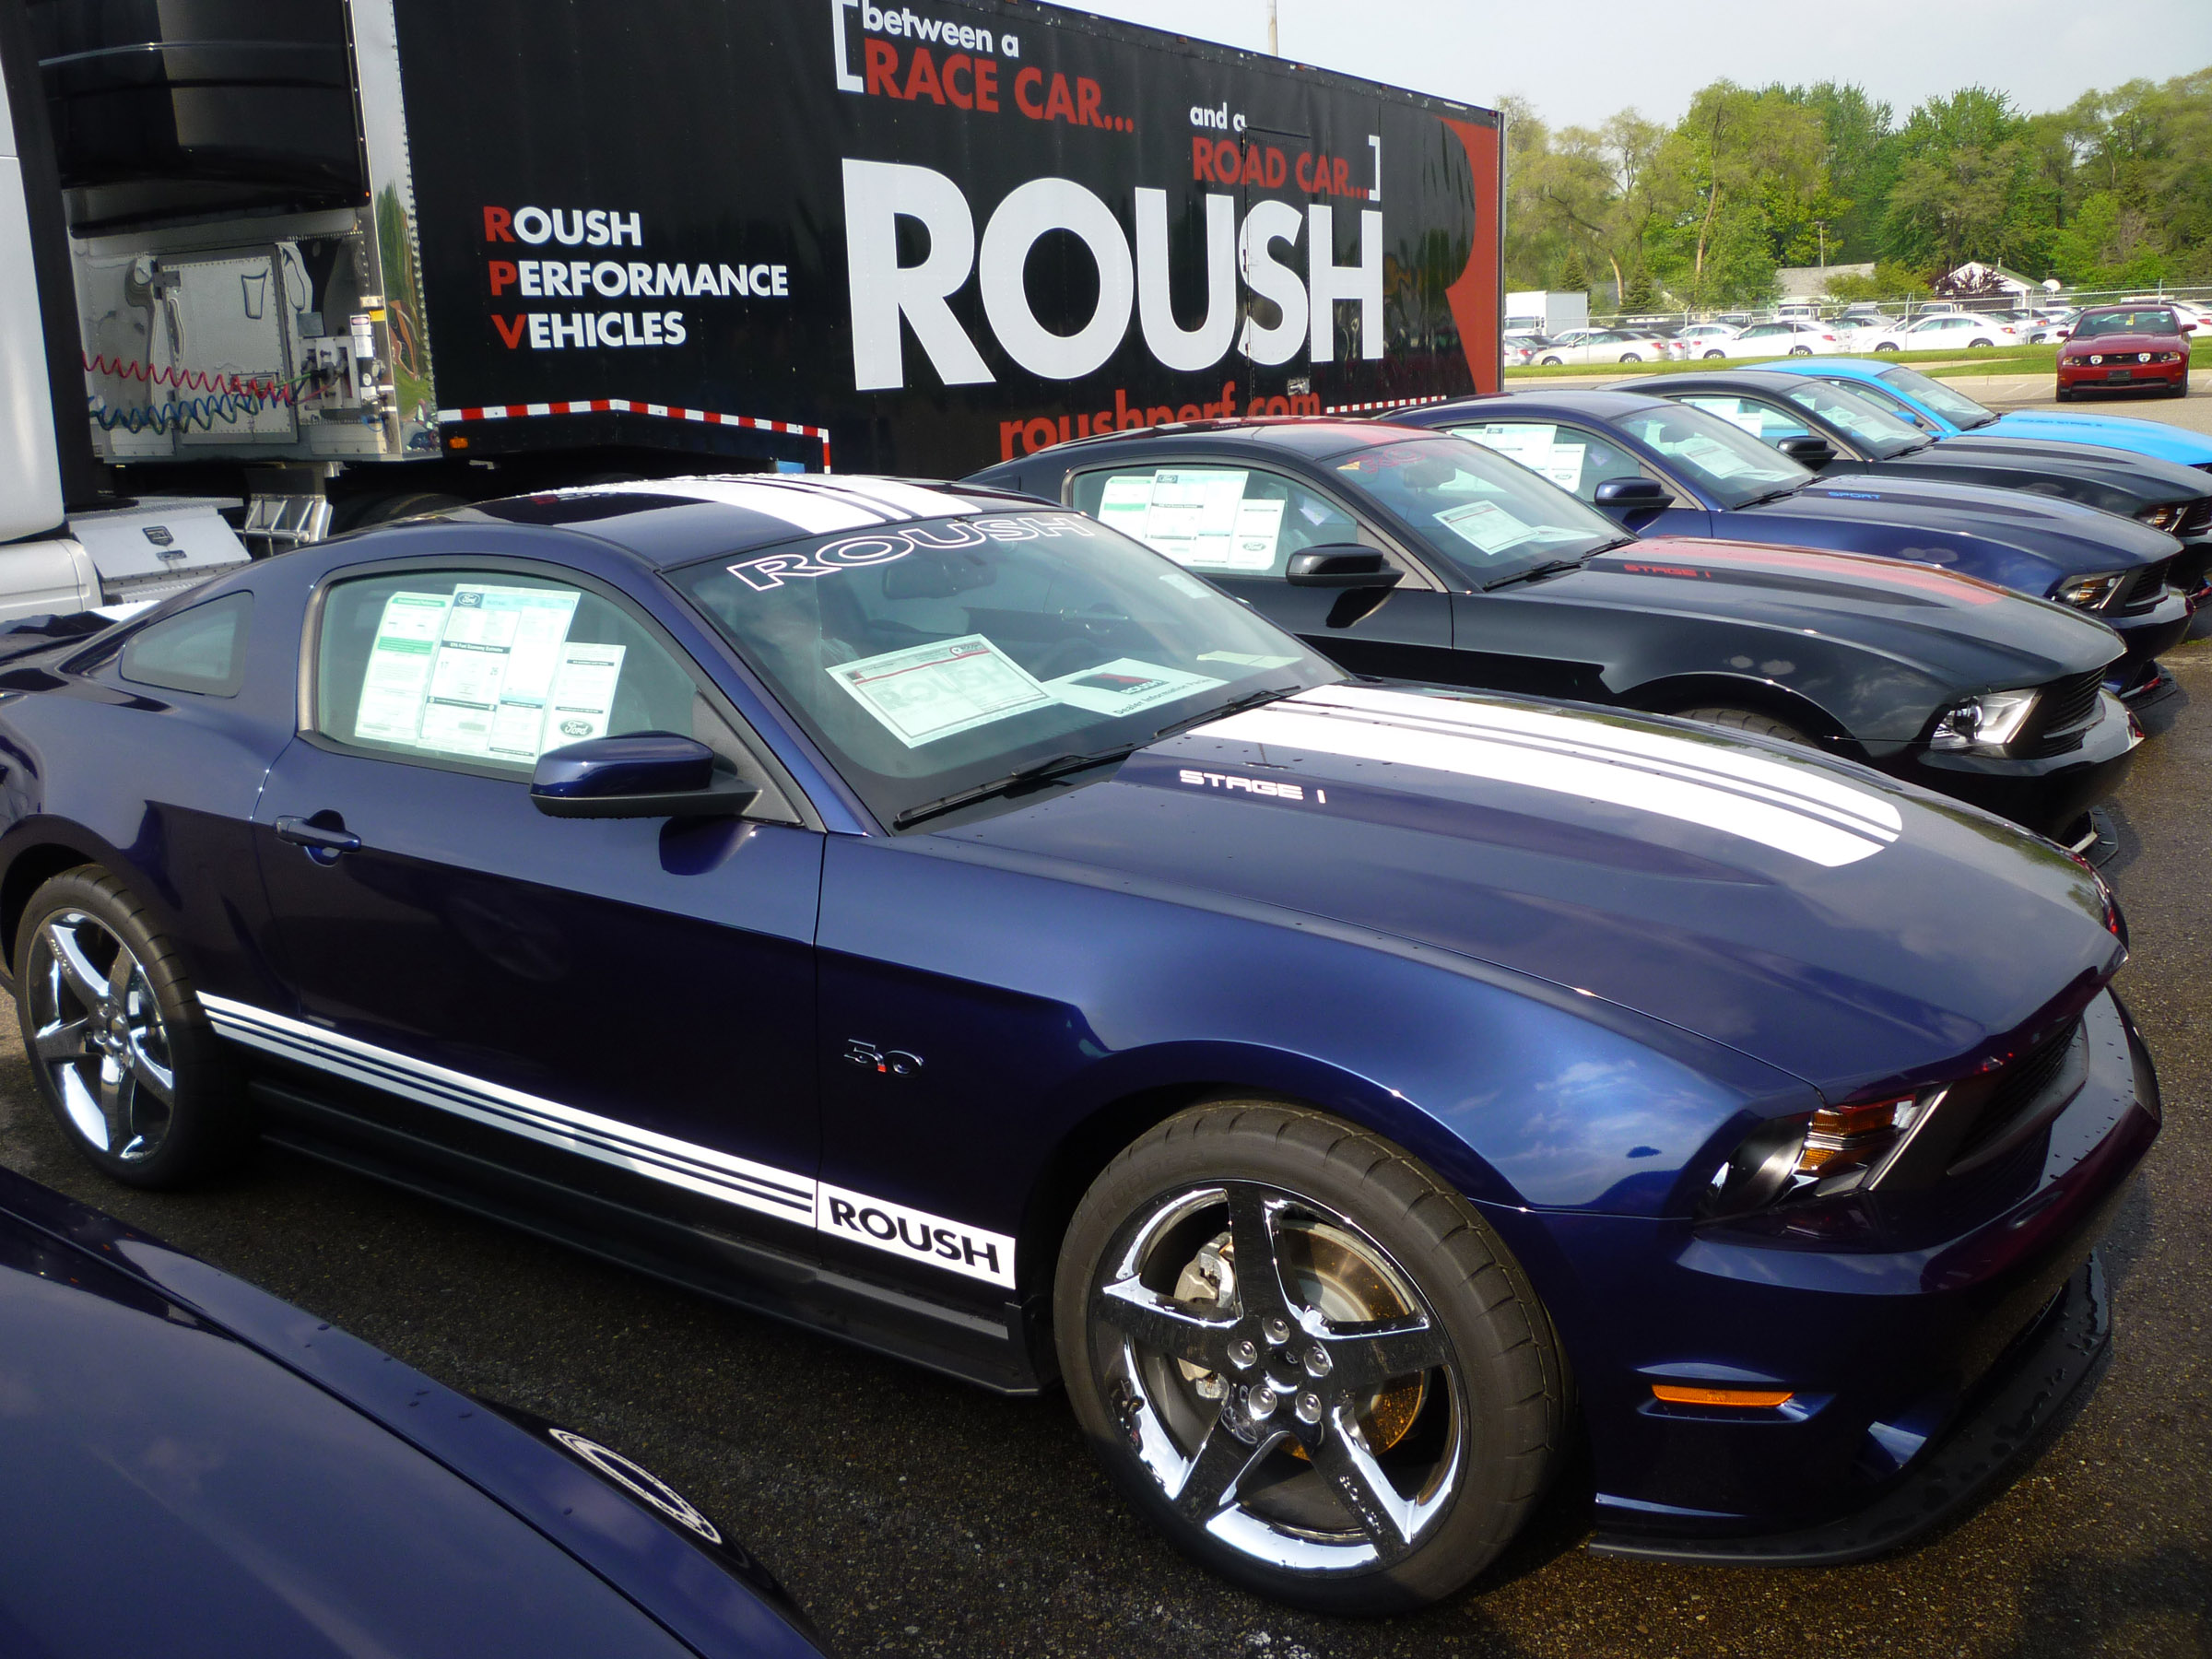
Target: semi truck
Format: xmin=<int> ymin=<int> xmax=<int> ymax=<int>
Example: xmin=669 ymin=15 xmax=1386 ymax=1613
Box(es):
xmin=1 ymin=0 xmax=1501 ymax=617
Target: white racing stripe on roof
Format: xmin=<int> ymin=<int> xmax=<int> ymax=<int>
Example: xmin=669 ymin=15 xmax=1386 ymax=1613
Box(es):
xmin=1200 ymin=688 xmax=1900 ymax=867
xmin=800 ymin=477 xmax=982 ymax=518
xmin=543 ymin=478 xmax=889 ymax=534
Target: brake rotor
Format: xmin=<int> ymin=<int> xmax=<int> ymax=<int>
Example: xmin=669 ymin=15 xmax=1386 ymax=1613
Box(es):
xmin=1173 ymin=1222 xmax=1426 ymax=1456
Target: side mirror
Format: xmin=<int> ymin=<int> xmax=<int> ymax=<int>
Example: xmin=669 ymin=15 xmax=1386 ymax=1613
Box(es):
xmin=1284 ymin=546 xmax=1405 ymax=588
xmin=530 ymin=732 xmax=759 ymax=819
xmin=1777 ymin=435 xmax=1837 ymax=467
xmin=1592 ymin=477 xmax=1674 ymax=519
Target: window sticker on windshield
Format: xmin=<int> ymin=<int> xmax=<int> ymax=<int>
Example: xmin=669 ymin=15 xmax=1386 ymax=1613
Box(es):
xmin=1044 ymin=657 xmax=1225 ymax=717
xmin=828 ymin=633 xmax=1055 ymax=747
xmin=1197 ymin=651 xmax=1300 ymax=669
xmin=1454 ymin=424 xmax=1583 ymax=492
xmin=1436 ymin=500 xmax=1535 ymax=555
xmin=354 ymin=591 xmax=452 ymax=745
xmin=1098 ymin=469 xmax=1253 ymax=568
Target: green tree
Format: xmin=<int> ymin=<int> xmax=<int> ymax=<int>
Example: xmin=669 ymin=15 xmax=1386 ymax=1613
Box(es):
xmin=1558 ymin=247 xmax=1591 ymax=292
xmin=1653 ymin=82 xmax=1824 ymax=301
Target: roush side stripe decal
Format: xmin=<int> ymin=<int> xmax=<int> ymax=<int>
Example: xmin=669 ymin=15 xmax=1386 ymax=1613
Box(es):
xmin=197 ymin=995 xmax=1018 ymax=1288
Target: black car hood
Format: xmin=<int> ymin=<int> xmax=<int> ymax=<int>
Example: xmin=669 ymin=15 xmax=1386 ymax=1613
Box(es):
xmin=1906 ymin=432 xmax=2212 ymax=512
xmin=945 ymin=684 xmax=2121 ymax=1100
xmin=1743 ymin=475 xmax=2179 ymax=576
xmin=1534 ymin=537 xmax=2120 ymax=688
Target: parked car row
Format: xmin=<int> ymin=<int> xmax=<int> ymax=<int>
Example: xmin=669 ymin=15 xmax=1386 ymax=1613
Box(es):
xmin=0 ymin=359 xmax=2189 ymax=1621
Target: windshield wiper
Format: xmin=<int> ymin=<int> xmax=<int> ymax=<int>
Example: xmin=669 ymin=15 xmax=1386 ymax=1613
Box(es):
xmin=890 ymin=685 xmax=1302 ymax=830
xmin=893 ymin=745 xmax=1142 ymax=830
xmin=1483 ymin=556 xmax=1591 ymax=591
xmin=1738 ymin=484 xmax=1805 ymax=508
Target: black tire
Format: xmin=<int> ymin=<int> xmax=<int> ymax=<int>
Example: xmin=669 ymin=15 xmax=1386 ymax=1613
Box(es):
xmin=1703 ymin=348 xmax=1725 ymax=359
xmin=1055 ymin=1100 xmax=1567 ymax=1614
xmin=13 ymin=867 xmax=247 ymax=1187
xmin=2170 ymin=374 xmax=2190 ymax=399
xmin=1969 ymin=337 xmax=1994 ymax=349
xmin=1540 ymin=356 xmax=1563 ymax=368
xmin=2056 ymin=384 xmax=2076 ymax=403
xmin=344 ymin=491 xmax=469 ymax=530
xmin=1675 ymin=705 xmax=1817 ymax=747
xmin=1619 ymin=353 xmax=1641 ymax=364
xmin=1788 ymin=345 xmax=1813 ymax=356
xmin=1875 ymin=342 xmax=1899 ymax=353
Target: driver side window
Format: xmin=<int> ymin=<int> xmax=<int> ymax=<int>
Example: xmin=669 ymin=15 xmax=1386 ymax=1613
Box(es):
xmin=1071 ymin=465 xmax=1364 ymax=578
xmin=1445 ymin=420 xmax=1643 ymax=503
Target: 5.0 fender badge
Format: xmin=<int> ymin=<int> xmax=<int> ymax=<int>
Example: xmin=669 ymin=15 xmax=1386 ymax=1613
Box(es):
xmin=843 ymin=1039 xmax=923 ymax=1077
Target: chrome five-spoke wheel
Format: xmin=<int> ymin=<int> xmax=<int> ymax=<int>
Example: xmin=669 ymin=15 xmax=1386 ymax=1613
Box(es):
xmin=27 ymin=909 xmax=177 ymax=1163
xmin=1093 ymin=1181 xmax=1463 ymax=1573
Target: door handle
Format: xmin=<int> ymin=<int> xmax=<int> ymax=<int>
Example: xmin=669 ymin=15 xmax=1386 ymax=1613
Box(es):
xmin=275 ymin=815 xmax=361 ymax=858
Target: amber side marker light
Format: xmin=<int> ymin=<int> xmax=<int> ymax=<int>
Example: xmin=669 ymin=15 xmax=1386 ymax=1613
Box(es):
xmin=1651 ymin=1384 xmax=1795 ymax=1408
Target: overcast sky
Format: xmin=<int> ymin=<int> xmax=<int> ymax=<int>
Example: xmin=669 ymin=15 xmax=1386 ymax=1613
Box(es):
xmin=1053 ymin=0 xmax=2212 ymax=131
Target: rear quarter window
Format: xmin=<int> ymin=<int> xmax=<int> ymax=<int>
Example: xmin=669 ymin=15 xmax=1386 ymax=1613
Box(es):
xmin=117 ymin=593 xmax=253 ymax=697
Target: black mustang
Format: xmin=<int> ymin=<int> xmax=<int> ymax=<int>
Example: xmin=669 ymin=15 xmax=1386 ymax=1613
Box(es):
xmin=1619 ymin=369 xmax=2212 ymax=596
xmin=969 ymin=419 xmax=2138 ymax=843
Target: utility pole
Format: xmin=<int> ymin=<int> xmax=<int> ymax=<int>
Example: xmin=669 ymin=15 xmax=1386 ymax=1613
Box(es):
xmin=1266 ymin=0 xmax=1278 ymax=54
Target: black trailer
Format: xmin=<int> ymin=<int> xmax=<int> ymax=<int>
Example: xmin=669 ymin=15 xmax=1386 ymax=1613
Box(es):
xmin=26 ymin=0 xmax=1500 ymax=521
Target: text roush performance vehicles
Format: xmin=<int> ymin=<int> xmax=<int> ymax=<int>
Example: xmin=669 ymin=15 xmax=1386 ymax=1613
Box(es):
xmin=0 ymin=476 xmax=2158 ymax=1611
xmin=971 ymin=422 xmax=2140 ymax=846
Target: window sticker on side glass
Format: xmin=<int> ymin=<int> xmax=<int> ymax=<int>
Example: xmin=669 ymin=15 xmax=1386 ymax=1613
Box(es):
xmin=1099 ymin=470 xmax=1282 ymax=571
xmin=415 ymin=585 xmax=582 ymax=760
xmin=355 ymin=592 xmax=451 ymax=745
xmin=1436 ymin=500 xmax=1535 ymax=555
xmin=543 ymin=642 xmax=627 ymax=746
xmin=1043 ymin=658 xmax=1224 ymax=717
xmin=828 ymin=634 xmax=1055 ymax=747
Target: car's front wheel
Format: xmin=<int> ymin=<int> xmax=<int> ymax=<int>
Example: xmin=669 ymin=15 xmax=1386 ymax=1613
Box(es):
xmin=1619 ymin=352 xmax=1641 ymax=363
xmin=14 ymin=867 xmax=246 ymax=1186
xmin=1056 ymin=1101 xmax=1566 ymax=1614
xmin=1676 ymin=705 xmax=1817 ymax=747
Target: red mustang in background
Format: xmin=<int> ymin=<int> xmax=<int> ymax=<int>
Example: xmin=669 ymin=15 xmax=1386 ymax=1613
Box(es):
xmin=2056 ymin=305 xmax=2194 ymax=401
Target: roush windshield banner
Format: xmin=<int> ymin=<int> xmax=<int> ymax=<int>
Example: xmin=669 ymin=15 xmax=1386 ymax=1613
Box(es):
xmin=395 ymin=0 xmax=1500 ymax=476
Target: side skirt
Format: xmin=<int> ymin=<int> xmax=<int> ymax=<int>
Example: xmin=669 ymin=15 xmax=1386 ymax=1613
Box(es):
xmin=250 ymin=1079 xmax=1050 ymax=1395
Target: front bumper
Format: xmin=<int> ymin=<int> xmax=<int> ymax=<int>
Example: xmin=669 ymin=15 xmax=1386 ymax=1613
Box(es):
xmin=1896 ymin=690 xmax=2140 ymax=839
xmin=2058 ymin=358 xmax=2186 ymax=393
xmin=1497 ymin=986 xmax=2159 ymax=1553
xmin=2106 ymin=587 xmax=2193 ymax=669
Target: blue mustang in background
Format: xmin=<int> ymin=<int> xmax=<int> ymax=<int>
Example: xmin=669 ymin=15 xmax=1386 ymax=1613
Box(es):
xmin=0 ymin=1163 xmax=829 ymax=1657
xmin=1761 ymin=356 xmax=2212 ymax=470
xmin=0 ymin=476 xmax=2159 ymax=1612
xmin=1392 ymin=390 xmax=2191 ymax=694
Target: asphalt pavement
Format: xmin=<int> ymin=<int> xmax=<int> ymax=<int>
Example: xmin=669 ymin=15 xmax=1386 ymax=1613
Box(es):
xmin=4 ymin=488 xmax=2211 ymax=1659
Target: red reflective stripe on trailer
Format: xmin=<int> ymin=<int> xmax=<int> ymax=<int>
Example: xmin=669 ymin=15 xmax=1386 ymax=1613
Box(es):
xmin=435 ymin=398 xmax=833 ymax=469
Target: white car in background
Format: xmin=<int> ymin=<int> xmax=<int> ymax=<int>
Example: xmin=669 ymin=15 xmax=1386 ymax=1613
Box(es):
xmin=1525 ymin=327 xmax=1676 ymax=365
xmin=2025 ymin=310 xmax=2078 ymax=343
xmin=1833 ymin=313 xmax=1901 ymax=346
xmin=1677 ymin=322 xmax=1743 ymax=358
xmin=1874 ymin=312 xmax=2019 ymax=350
xmin=1729 ymin=317 xmax=1848 ymax=356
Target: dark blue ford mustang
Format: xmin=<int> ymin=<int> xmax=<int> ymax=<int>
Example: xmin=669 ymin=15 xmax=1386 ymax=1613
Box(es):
xmin=0 ymin=476 xmax=2158 ymax=1612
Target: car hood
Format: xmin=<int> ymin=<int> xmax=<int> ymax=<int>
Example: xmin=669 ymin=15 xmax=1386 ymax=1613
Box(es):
xmin=1924 ymin=433 xmax=2212 ymax=508
xmin=1739 ymin=475 xmax=2179 ymax=576
xmin=2062 ymin=332 xmax=2184 ymax=353
xmin=1987 ymin=410 xmax=2212 ymax=467
xmin=1531 ymin=537 xmax=2120 ymax=686
xmin=945 ymin=684 xmax=2122 ymax=1098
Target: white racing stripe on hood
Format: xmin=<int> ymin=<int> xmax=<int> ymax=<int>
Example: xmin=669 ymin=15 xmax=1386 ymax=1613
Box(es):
xmin=1200 ymin=685 xmax=1900 ymax=868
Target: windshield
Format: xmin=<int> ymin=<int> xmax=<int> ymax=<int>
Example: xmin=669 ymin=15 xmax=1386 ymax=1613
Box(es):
xmin=1606 ymin=403 xmax=1810 ymax=506
xmin=1326 ymin=436 xmax=1627 ymax=582
xmin=1777 ymin=380 xmax=1926 ymax=456
xmin=2074 ymin=308 xmax=2178 ymax=337
xmin=1874 ymin=364 xmax=1997 ymax=428
xmin=667 ymin=510 xmax=1339 ymax=827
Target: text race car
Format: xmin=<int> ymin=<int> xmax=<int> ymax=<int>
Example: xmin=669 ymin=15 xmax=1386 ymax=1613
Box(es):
xmin=1617 ymin=370 xmax=2212 ymax=595
xmin=0 ymin=476 xmax=2158 ymax=1612
xmin=1760 ymin=356 xmax=2212 ymax=470
xmin=970 ymin=423 xmax=2136 ymax=842
xmin=1387 ymin=391 xmax=2192 ymax=696
xmin=0 ymin=1163 xmax=827 ymax=1658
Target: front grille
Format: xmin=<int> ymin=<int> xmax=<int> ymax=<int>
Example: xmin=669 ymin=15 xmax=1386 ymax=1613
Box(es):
xmin=2115 ymin=556 xmax=2173 ymax=615
xmin=1946 ymin=1017 xmax=2084 ymax=1173
xmin=2023 ymin=668 xmax=2104 ymax=755
xmin=2178 ymin=500 xmax=2212 ymax=539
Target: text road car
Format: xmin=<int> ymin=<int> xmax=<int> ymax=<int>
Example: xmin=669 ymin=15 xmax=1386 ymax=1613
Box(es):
xmin=0 ymin=1163 xmax=829 ymax=1658
xmin=971 ymin=422 xmax=2138 ymax=844
xmin=0 ymin=476 xmax=2158 ymax=1612
xmin=1389 ymin=391 xmax=2192 ymax=696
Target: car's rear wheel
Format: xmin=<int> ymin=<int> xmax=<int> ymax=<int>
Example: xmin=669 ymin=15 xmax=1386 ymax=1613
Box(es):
xmin=1056 ymin=1100 xmax=1566 ymax=1614
xmin=1540 ymin=356 xmax=1563 ymax=367
xmin=15 ymin=868 xmax=245 ymax=1187
xmin=1788 ymin=345 xmax=1813 ymax=356
xmin=1675 ymin=705 xmax=1818 ymax=747
xmin=1703 ymin=348 xmax=1725 ymax=359
xmin=1876 ymin=342 xmax=1899 ymax=352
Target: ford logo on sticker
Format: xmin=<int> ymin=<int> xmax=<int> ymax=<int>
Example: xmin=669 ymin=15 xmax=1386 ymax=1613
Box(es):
xmin=559 ymin=718 xmax=592 ymax=737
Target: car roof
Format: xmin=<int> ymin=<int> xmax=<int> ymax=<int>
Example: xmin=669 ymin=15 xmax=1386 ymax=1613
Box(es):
xmin=1001 ymin=418 xmax=1418 ymax=467
xmin=1411 ymin=388 xmax=1675 ymax=421
xmin=448 ymin=475 xmax=1051 ymax=570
